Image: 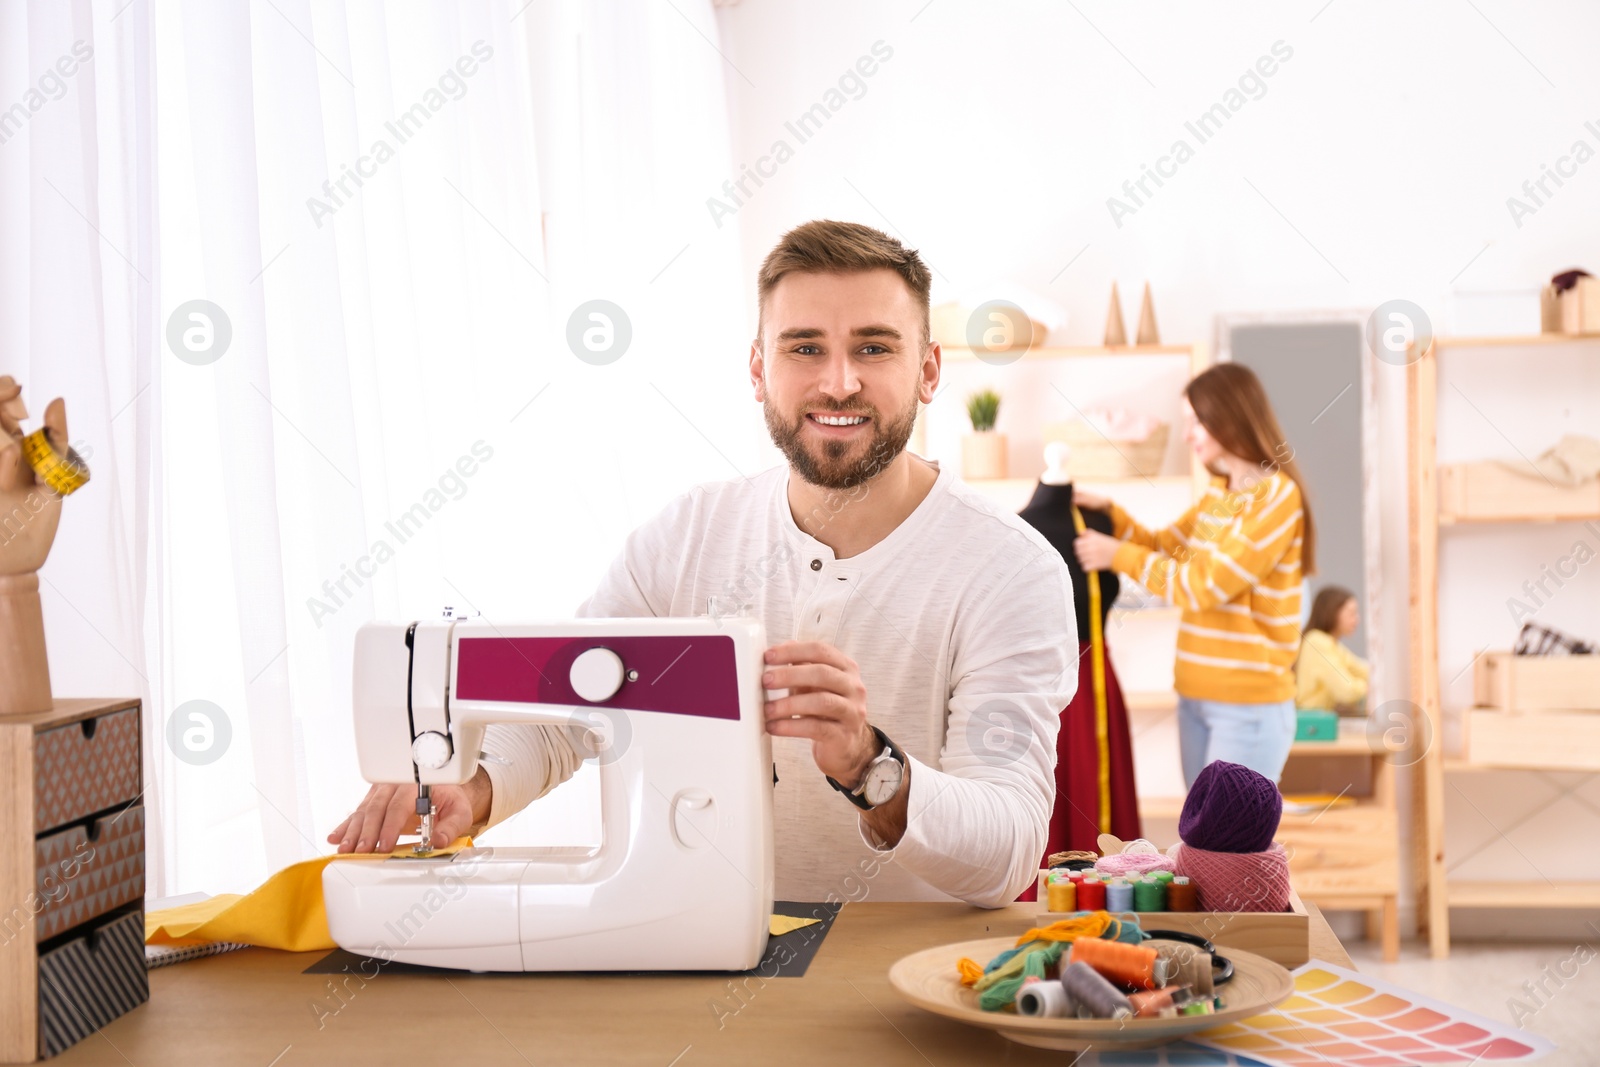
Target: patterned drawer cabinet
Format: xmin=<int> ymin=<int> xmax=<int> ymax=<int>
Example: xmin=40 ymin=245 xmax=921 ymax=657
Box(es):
xmin=1 ymin=698 xmax=147 ymax=1063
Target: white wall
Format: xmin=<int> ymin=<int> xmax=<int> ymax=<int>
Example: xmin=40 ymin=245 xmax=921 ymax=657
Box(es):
xmin=714 ymin=0 xmax=1600 ymax=940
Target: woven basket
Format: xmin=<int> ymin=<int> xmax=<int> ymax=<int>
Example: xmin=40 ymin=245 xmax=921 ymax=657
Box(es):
xmin=1052 ymin=421 xmax=1169 ymax=479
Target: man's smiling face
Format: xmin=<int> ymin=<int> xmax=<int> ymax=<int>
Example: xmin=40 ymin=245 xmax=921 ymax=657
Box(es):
xmin=752 ymin=269 xmax=937 ymax=491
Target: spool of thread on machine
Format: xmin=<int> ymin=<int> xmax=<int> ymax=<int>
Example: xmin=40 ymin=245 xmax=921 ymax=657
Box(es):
xmin=1105 ymin=877 xmax=1133 ymax=913
xmin=1060 ymin=961 xmax=1132 ymax=1020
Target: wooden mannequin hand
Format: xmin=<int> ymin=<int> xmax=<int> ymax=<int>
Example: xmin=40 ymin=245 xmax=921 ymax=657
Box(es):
xmin=0 ymin=378 xmax=67 ymax=576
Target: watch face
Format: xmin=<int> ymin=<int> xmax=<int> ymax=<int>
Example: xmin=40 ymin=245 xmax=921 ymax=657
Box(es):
xmin=862 ymin=756 xmax=903 ymax=806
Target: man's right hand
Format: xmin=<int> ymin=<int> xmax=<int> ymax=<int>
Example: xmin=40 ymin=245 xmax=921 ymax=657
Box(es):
xmin=327 ymin=767 xmax=493 ymax=853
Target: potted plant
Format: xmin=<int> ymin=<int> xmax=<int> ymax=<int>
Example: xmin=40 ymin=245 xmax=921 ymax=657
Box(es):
xmin=961 ymin=388 xmax=1007 ymax=480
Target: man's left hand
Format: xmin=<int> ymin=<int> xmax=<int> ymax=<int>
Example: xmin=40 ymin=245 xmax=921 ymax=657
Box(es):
xmin=762 ymin=640 xmax=878 ymax=787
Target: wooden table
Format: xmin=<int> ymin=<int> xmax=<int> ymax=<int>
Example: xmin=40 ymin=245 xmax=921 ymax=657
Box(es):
xmin=56 ymin=902 xmax=1351 ymax=1066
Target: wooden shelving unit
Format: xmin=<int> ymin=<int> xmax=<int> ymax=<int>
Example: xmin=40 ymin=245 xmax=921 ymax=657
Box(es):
xmin=1407 ymin=332 xmax=1600 ymax=958
xmin=940 ymin=343 xmax=1197 ymax=362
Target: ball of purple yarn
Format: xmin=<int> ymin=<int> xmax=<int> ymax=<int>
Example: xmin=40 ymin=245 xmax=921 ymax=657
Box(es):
xmin=1178 ymin=760 xmax=1282 ymax=854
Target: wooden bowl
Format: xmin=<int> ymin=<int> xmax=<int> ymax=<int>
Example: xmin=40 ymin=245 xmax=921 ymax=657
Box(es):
xmin=888 ymin=937 xmax=1294 ymax=1052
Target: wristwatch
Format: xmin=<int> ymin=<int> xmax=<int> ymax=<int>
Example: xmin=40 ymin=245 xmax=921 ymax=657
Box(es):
xmin=827 ymin=726 xmax=907 ymax=810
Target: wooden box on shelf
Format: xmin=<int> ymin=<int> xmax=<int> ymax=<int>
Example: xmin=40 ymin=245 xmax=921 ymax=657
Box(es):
xmin=1465 ymin=708 xmax=1600 ymax=772
xmin=1032 ymin=874 xmax=1312 ymax=968
xmin=1437 ymin=462 xmax=1600 ymax=523
xmin=1541 ymin=274 xmax=1600 ymax=335
xmin=1 ymin=698 xmax=147 ymax=1064
xmin=1474 ymin=651 xmax=1600 ymax=712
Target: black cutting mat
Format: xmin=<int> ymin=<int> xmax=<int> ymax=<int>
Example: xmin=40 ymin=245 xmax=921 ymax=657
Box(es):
xmin=305 ymin=900 xmax=841 ymax=979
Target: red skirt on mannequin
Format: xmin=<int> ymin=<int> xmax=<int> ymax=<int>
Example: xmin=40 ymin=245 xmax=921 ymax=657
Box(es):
xmin=1017 ymin=639 xmax=1141 ymax=901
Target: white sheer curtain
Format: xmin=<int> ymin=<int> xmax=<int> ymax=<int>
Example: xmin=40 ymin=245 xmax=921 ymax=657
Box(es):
xmin=3 ymin=0 xmax=765 ymax=898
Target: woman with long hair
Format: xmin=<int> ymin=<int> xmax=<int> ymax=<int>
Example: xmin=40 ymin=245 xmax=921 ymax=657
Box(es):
xmin=1074 ymin=363 xmax=1315 ymax=787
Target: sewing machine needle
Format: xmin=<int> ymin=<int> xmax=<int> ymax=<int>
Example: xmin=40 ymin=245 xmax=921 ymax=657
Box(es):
xmin=414 ymin=785 xmax=434 ymax=856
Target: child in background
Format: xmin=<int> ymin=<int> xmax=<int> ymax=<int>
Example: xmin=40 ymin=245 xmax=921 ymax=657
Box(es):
xmin=1295 ymin=585 xmax=1370 ymax=715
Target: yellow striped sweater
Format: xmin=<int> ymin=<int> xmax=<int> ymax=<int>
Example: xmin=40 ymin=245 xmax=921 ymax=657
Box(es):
xmin=1108 ymin=472 xmax=1305 ymax=703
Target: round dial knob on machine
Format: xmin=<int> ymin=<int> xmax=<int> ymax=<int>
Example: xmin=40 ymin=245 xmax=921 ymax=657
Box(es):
xmin=411 ymin=730 xmax=453 ymax=770
xmin=570 ymin=647 xmax=626 ymax=703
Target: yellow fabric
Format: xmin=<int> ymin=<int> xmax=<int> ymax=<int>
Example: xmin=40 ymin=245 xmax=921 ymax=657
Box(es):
xmin=769 ymin=914 xmax=821 ymax=936
xmin=1071 ymin=504 xmax=1113 ymax=835
xmin=147 ymin=836 xmax=817 ymax=951
xmin=145 ymin=839 xmax=476 ymax=952
xmin=1294 ymin=629 xmax=1370 ymax=711
xmin=1108 ymin=473 xmax=1305 ymax=703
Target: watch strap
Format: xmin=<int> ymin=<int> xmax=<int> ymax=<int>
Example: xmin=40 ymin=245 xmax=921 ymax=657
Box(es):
xmin=826 ymin=726 xmax=905 ymax=810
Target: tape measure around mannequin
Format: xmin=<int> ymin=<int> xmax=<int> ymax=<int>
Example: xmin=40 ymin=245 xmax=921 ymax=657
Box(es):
xmin=1071 ymin=504 xmax=1111 ymax=834
xmin=21 ymin=428 xmax=90 ymax=495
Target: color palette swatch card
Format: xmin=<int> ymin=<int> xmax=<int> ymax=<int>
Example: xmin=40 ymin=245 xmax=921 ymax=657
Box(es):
xmin=1183 ymin=960 xmax=1553 ymax=1065
xmin=1077 ymin=1043 xmax=1280 ymax=1065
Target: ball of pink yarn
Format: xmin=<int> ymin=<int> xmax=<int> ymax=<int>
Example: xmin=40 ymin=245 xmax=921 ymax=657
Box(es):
xmin=1171 ymin=841 xmax=1292 ymax=912
xmin=1094 ymin=850 xmax=1176 ymax=878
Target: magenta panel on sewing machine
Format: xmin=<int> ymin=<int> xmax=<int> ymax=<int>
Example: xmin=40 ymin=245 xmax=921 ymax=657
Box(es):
xmin=454 ymin=634 xmax=743 ymax=719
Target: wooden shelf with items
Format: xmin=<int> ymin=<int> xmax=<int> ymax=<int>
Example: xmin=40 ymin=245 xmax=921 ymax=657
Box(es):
xmin=1437 ymin=461 xmax=1600 ymax=525
xmin=939 ymin=343 xmax=1197 ymax=362
xmin=1408 ymin=332 xmax=1600 ymax=958
xmin=1447 ymin=881 xmax=1600 ymax=909
xmin=919 ymin=340 xmax=1211 ymax=498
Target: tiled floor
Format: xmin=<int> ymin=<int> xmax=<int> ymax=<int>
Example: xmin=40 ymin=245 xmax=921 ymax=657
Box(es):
xmin=1346 ymin=939 xmax=1600 ymax=1065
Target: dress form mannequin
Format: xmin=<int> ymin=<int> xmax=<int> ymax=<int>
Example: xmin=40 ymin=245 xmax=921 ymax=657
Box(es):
xmin=1015 ymin=442 xmax=1140 ymax=864
xmin=1018 ymin=444 xmax=1120 ymax=627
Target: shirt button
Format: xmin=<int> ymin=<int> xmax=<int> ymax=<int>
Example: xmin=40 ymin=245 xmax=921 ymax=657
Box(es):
xmin=810 ymin=559 xmax=822 ymax=571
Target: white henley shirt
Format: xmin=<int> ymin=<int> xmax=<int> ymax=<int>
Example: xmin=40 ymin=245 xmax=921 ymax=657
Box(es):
xmin=479 ymin=458 xmax=1076 ymax=907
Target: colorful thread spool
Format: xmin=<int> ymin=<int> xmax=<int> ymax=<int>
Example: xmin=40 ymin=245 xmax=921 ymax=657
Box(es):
xmin=1132 ymin=876 xmax=1167 ymax=912
xmin=1015 ymin=980 xmax=1075 ymax=1018
xmin=1153 ymin=870 xmax=1175 ymax=885
xmin=1166 ymin=875 xmax=1198 ymax=912
xmin=1076 ymin=876 xmax=1106 ymax=911
xmin=1060 ymin=961 xmax=1131 ymax=1020
xmin=1046 ymin=878 xmax=1077 ymax=914
xmin=1104 ymin=877 xmax=1133 ymax=913
xmin=1068 ymin=936 xmax=1175 ymax=990
xmin=1128 ymin=986 xmax=1189 ymax=1018
xmin=1149 ymin=940 xmax=1213 ymax=996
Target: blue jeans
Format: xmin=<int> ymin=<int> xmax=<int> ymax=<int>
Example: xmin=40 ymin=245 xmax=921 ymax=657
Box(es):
xmin=1177 ymin=696 xmax=1296 ymax=789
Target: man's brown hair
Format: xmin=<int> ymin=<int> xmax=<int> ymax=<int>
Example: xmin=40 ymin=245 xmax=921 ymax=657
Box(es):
xmin=756 ymin=220 xmax=933 ymax=345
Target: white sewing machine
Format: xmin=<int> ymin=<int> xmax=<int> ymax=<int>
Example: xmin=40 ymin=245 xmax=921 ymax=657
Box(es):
xmin=322 ymin=615 xmax=775 ymax=972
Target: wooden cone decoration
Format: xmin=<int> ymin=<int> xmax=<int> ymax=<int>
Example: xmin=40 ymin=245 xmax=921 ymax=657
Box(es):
xmin=1135 ymin=282 xmax=1161 ymax=345
xmin=1103 ymin=283 xmax=1127 ymax=347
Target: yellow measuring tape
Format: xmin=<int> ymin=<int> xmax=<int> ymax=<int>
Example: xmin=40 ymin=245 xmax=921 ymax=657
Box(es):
xmin=20 ymin=428 xmax=90 ymax=495
xmin=1071 ymin=505 xmax=1111 ymax=834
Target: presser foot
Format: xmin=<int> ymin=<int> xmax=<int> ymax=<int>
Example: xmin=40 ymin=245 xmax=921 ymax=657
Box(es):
xmin=413 ymin=785 xmax=435 ymax=856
